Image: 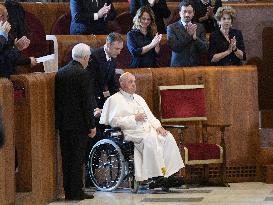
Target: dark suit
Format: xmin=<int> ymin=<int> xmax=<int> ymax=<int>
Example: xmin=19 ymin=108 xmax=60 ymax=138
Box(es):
xmin=70 ymin=0 xmax=116 ymax=35
xmin=130 ymin=0 xmax=171 ymax=33
xmin=87 ymin=46 xmax=119 ymax=109
xmin=55 ymin=60 xmax=96 ymax=199
xmin=0 ymin=34 xmax=30 ymax=78
xmin=193 ymin=0 xmax=222 ymax=33
xmin=167 ymin=21 xmax=208 ymax=67
xmin=85 ymin=46 xmax=119 ymax=187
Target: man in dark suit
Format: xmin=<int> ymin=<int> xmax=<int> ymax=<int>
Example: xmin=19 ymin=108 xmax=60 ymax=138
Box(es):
xmin=55 ymin=43 xmax=96 ymax=201
xmin=70 ymin=0 xmax=116 ymax=35
xmin=167 ymin=0 xmax=208 ymax=67
xmin=85 ymin=32 xmax=123 ymax=187
xmin=0 ymin=4 xmax=37 ymax=78
xmin=87 ymin=32 xmax=123 ymax=110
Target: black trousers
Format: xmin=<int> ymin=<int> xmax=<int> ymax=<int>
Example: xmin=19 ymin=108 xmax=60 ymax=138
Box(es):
xmin=84 ymin=119 xmax=105 ymax=187
xmin=59 ymin=129 xmax=88 ymax=199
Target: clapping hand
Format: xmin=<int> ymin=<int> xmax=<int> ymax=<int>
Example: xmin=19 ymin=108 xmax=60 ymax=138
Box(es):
xmin=150 ymin=33 xmax=162 ymax=48
xmin=0 ymin=21 xmax=11 ymax=34
xmin=186 ymin=23 xmax=197 ymax=40
xmin=207 ymin=6 xmax=214 ymax=17
xmin=98 ymin=3 xmax=111 ymax=19
xmin=230 ymin=36 xmax=237 ymax=51
xmin=14 ymin=36 xmax=30 ymax=51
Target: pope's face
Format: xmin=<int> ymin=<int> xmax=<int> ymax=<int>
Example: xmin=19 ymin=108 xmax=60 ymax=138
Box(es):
xmin=122 ymin=75 xmax=136 ymax=94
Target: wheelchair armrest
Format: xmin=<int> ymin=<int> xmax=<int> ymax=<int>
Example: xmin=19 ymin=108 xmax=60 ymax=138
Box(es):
xmin=104 ymin=127 xmax=123 ymax=138
xmin=104 ymin=127 xmax=121 ymax=133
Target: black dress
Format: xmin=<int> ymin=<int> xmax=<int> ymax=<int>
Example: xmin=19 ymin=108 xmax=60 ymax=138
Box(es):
xmin=208 ymin=28 xmax=246 ymax=66
xmin=193 ymin=0 xmax=222 ymax=33
xmin=127 ymin=29 xmax=159 ymax=68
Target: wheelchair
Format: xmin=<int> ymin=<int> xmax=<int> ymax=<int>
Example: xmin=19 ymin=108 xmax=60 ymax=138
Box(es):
xmin=87 ymin=127 xmax=139 ymax=192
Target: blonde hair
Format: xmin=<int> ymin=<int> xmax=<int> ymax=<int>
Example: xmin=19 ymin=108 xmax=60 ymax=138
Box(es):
xmin=214 ymin=6 xmax=236 ymax=22
xmin=132 ymin=6 xmax=157 ymax=37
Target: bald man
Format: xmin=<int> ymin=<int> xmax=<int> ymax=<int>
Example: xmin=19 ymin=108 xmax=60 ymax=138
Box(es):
xmin=100 ymin=72 xmax=184 ymax=188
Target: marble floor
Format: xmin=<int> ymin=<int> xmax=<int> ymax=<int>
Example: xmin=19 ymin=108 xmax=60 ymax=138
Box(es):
xmin=48 ymin=182 xmax=273 ymax=205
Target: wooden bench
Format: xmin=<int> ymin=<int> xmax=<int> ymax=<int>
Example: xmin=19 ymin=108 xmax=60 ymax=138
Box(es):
xmin=0 ymin=79 xmax=15 ymax=205
xmin=47 ymin=34 xmax=170 ymax=69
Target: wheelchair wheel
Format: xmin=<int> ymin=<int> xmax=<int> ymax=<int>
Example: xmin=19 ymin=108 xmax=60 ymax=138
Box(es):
xmin=88 ymin=139 xmax=125 ymax=191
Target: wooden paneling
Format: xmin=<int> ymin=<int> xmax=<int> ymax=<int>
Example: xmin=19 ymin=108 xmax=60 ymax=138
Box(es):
xmin=11 ymin=73 xmax=57 ymax=205
xmin=0 ymin=79 xmax=15 ymax=205
xmin=220 ymin=66 xmax=259 ymax=166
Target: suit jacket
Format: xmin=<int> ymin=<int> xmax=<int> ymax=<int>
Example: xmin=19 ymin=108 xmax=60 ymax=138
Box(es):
xmin=0 ymin=34 xmax=30 ymax=78
xmin=55 ymin=60 xmax=96 ymax=132
xmin=86 ymin=46 xmax=119 ymax=108
xmin=193 ymin=0 xmax=222 ymax=33
xmin=129 ymin=0 xmax=171 ymax=33
xmin=167 ymin=20 xmax=208 ymax=67
xmin=70 ymin=0 xmax=116 ymax=35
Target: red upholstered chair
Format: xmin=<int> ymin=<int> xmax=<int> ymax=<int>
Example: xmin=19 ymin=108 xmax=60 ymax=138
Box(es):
xmin=158 ymin=84 xmax=230 ymax=186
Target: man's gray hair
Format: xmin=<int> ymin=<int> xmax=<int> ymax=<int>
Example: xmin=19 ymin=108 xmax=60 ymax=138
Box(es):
xmin=72 ymin=43 xmax=91 ymax=60
xmin=106 ymin=32 xmax=123 ymax=44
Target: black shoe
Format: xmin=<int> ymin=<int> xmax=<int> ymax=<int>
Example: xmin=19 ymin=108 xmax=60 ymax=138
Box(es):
xmin=164 ymin=176 xmax=184 ymax=188
xmin=148 ymin=177 xmax=165 ymax=189
xmin=82 ymin=193 xmax=94 ymax=199
xmin=66 ymin=192 xmax=94 ymax=200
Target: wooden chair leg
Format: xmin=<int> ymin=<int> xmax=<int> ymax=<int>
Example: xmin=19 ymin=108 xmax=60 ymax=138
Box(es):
xmin=220 ymin=163 xmax=229 ymax=187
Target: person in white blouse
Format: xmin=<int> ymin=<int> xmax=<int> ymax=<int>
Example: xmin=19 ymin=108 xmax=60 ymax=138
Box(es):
xmin=100 ymin=72 xmax=184 ymax=188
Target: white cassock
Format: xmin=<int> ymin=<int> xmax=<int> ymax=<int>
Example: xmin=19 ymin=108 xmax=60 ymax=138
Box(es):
xmin=99 ymin=90 xmax=185 ymax=181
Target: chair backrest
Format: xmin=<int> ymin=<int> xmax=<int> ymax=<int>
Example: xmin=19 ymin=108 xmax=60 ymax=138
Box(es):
xmin=158 ymin=84 xmax=207 ymax=122
xmin=115 ymin=12 xmax=133 ymax=34
xmin=50 ymin=13 xmax=71 ymax=35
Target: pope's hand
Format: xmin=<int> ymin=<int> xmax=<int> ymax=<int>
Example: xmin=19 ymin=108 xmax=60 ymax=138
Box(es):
xmin=156 ymin=127 xmax=169 ymax=137
xmin=135 ymin=113 xmax=147 ymax=122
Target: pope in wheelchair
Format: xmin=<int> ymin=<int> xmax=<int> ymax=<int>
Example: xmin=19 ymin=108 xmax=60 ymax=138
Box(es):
xmin=88 ymin=72 xmax=185 ymax=192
